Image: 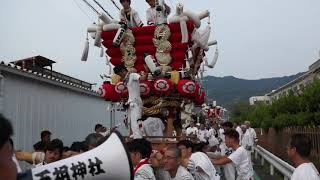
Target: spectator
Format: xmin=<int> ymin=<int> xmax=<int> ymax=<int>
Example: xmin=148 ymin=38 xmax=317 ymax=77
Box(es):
xmin=95 ymin=123 xmax=104 ymax=133
xmin=163 ymin=146 xmax=194 ymax=180
xmin=63 ymin=141 xmax=88 ymax=159
xmin=35 ymin=139 xmax=64 ymax=167
xmin=85 ymin=133 xmax=104 ymax=150
xmin=212 ymin=129 xmax=254 ymax=180
xmin=197 ymin=124 xmax=209 ymax=143
xmin=208 ymin=122 xmax=218 ymax=140
xmin=244 ymin=121 xmax=257 ymax=144
xmin=186 ymin=121 xmax=198 ymax=137
xmin=0 ymin=114 xmax=17 ymax=180
xmin=33 ymin=130 xmax=51 ymax=152
xmin=287 ymin=134 xmax=320 ymax=180
xmin=240 ymin=124 xmax=254 ymax=163
xmin=127 ymin=139 xmax=156 ymax=179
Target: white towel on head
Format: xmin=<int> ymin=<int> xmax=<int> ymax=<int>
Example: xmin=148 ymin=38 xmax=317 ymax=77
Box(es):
xmin=190 ymin=152 xmax=220 ymax=180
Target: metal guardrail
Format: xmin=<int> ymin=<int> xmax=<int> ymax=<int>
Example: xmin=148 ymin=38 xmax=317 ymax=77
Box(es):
xmin=253 ymin=145 xmax=295 ymax=180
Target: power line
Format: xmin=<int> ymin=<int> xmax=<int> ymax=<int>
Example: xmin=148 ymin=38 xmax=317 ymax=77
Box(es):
xmin=72 ymin=0 xmax=95 ymax=22
xmin=167 ymin=0 xmax=175 ymax=10
xmin=93 ymin=0 xmax=114 ymax=19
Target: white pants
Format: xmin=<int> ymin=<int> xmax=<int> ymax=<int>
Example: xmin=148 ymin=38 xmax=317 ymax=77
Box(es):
xmin=128 ymin=102 xmax=142 ymax=139
xmin=223 ymin=163 xmax=236 ymax=180
xmin=246 ymin=149 xmax=252 ymax=164
xmin=220 ymin=143 xmax=236 ymax=180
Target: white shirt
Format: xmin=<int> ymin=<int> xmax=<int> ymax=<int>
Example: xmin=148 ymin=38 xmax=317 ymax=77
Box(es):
xmin=146 ymin=7 xmax=157 ymax=25
xmin=247 ymin=127 xmax=257 ymax=143
xmin=190 ymin=152 xmax=220 ymax=180
xmin=228 ymin=146 xmax=254 ymax=180
xmin=143 ymin=117 xmax=165 ymax=139
xmin=135 ymin=164 xmax=156 ymax=180
xmin=146 ymin=6 xmax=170 ymax=25
xmin=127 ymin=73 xmax=142 ymax=104
xmin=241 ymin=131 xmax=254 ymax=148
xmin=197 ymin=129 xmax=209 ymax=143
xmin=186 ymin=127 xmax=198 ymax=136
xmin=120 ymin=8 xmax=143 ymax=27
xmin=291 ymin=163 xmax=320 ymax=180
xmin=170 ymin=166 xmax=194 ymax=180
xmin=208 ymin=128 xmax=217 ymax=140
xmin=236 ymin=126 xmax=243 ymax=141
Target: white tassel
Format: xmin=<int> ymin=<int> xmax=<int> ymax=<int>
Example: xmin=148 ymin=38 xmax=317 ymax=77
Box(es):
xmin=180 ymin=19 xmax=188 ymax=43
xmin=198 ymin=25 xmax=211 ymax=49
xmin=99 ymin=13 xmax=111 ymax=24
xmin=198 ymin=10 xmax=210 ymax=20
xmin=100 ymin=47 xmax=104 ymax=57
xmin=94 ymin=29 xmax=102 ymax=47
xmin=105 ymin=55 xmax=112 ymax=75
xmin=81 ymin=35 xmax=89 ymax=62
xmin=205 ymin=47 xmax=219 ymax=68
xmin=183 ymin=11 xmax=201 ymax=28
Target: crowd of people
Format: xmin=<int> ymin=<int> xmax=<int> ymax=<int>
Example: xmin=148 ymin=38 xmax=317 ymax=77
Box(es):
xmin=1 ymin=113 xmax=319 ymax=180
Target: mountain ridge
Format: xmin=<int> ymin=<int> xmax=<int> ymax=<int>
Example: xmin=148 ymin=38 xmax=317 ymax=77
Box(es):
xmin=202 ymin=72 xmax=305 ymax=108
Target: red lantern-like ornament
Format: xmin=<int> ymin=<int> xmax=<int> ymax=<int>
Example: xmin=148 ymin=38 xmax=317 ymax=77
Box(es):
xmin=177 ymin=79 xmax=196 ymax=97
xmin=140 ymin=80 xmax=152 ymax=97
xmin=195 ymin=87 xmax=205 ymax=105
xmin=153 ymin=78 xmax=173 ymax=95
xmin=99 ymin=82 xmax=120 ymax=102
xmin=115 ymin=81 xmax=128 ymax=97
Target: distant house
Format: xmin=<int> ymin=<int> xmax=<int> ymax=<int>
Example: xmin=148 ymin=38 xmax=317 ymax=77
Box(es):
xmin=249 ymin=96 xmax=271 ymax=105
xmin=250 ymin=57 xmax=320 ymax=104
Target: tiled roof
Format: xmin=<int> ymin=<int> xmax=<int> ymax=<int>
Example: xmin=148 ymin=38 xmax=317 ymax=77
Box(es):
xmin=0 ymin=61 xmax=100 ymax=97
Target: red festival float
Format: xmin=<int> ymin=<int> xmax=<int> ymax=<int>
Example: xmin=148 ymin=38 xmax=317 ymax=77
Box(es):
xmin=82 ymin=1 xmax=220 ymax=142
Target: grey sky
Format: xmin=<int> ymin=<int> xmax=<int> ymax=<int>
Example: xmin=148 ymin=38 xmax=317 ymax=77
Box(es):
xmin=1 ymin=0 xmax=320 ymax=86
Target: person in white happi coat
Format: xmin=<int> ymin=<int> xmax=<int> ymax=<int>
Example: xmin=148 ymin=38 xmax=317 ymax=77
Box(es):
xmin=240 ymin=125 xmax=254 ymax=163
xmin=197 ymin=124 xmax=209 ymax=143
xmin=143 ymin=116 xmax=165 ymax=141
xmin=208 ymin=122 xmax=218 ymax=141
xmin=119 ymin=0 xmax=143 ymax=27
xmin=212 ymin=129 xmax=254 ymax=180
xmin=177 ymin=140 xmax=220 ymax=180
xmin=163 ymin=147 xmax=194 ymax=180
xmin=114 ymin=65 xmax=143 ymax=139
xmin=218 ymin=122 xmax=236 ymax=180
xmin=145 ymin=0 xmax=171 ymax=25
xmin=186 ymin=121 xmax=198 ymax=137
xmin=244 ymin=121 xmax=257 ymax=145
xmin=287 ymin=134 xmax=320 ymax=180
xmin=127 ymin=139 xmax=156 ymax=180
xmin=235 ymin=123 xmax=243 ymax=142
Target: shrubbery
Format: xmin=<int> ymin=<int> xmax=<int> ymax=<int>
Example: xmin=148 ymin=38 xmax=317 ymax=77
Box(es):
xmin=230 ymin=80 xmax=320 ymax=129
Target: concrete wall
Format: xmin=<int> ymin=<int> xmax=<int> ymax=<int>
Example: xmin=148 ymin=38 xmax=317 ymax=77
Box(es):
xmin=0 ymin=67 xmax=126 ymax=153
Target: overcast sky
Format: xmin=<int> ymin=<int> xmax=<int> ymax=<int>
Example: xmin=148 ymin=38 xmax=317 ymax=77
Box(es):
xmin=1 ymin=0 xmax=320 ymax=86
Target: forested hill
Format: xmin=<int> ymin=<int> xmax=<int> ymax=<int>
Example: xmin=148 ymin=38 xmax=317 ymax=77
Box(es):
xmin=202 ymin=72 xmax=304 ymax=108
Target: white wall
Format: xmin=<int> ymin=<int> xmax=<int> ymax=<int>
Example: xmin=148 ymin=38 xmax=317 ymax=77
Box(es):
xmin=1 ymin=71 xmax=126 ymax=152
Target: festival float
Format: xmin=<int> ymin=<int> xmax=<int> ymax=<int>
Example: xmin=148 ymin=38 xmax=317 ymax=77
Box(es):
xmin=81 ymin=0 xmax=220 ymax=145
xmin=13 ymin=1 xmax=224 ymax=179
